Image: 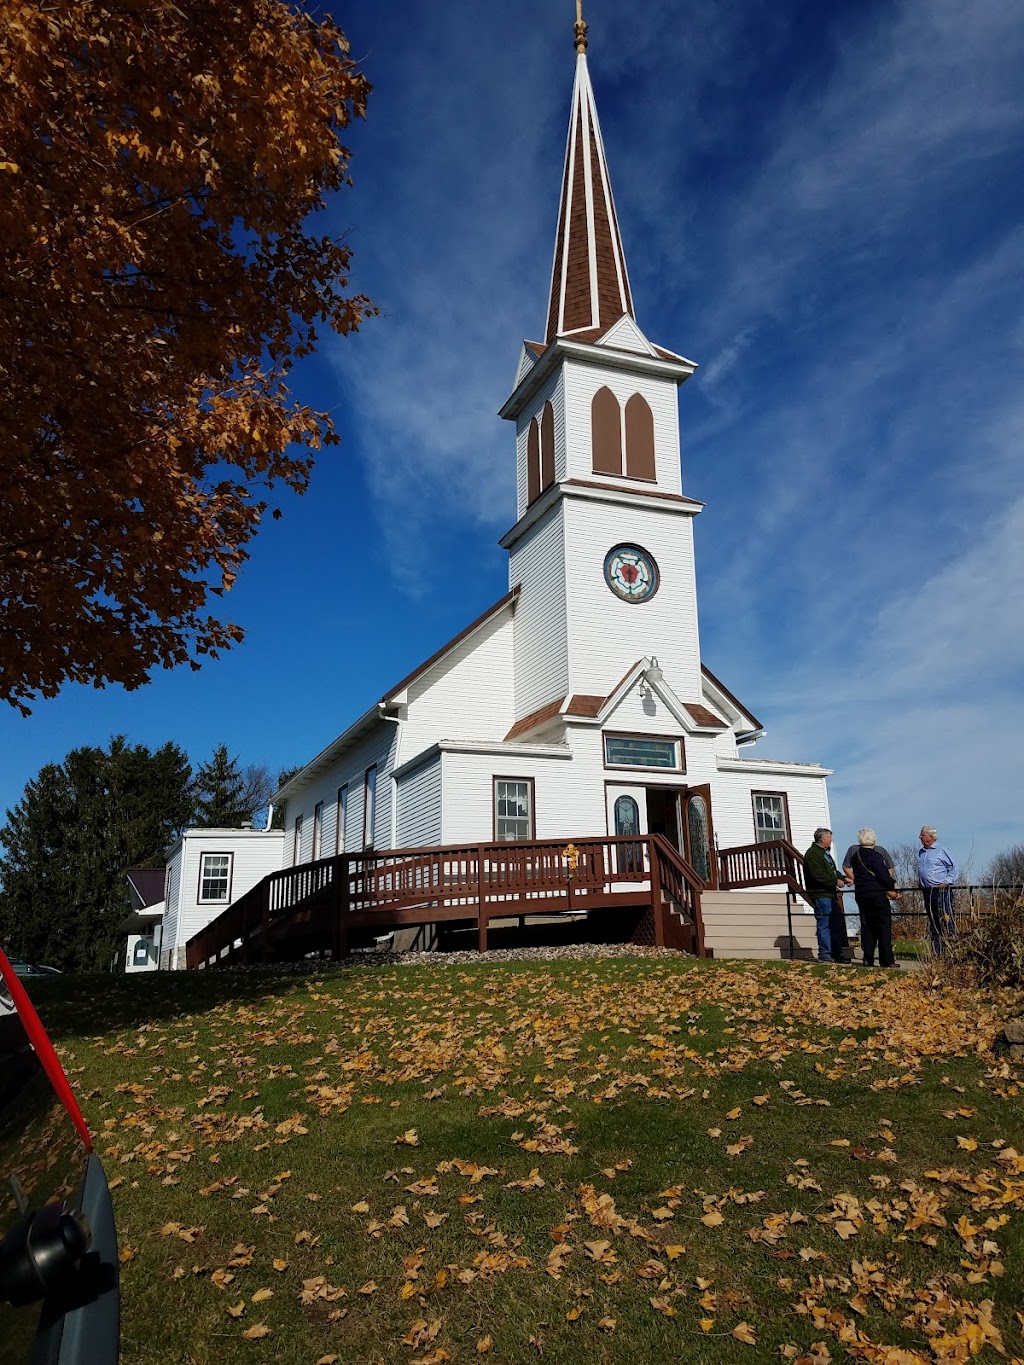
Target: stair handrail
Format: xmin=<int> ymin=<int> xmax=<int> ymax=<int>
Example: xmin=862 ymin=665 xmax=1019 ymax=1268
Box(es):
xmin=649 ymin=834 xmax=706 ymax=956
xmin=718 ymin=837 xmax=815 ymax=908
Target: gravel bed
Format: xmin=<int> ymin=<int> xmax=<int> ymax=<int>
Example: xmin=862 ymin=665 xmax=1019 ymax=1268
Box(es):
xmin=219 ymin=943 xmax=680 ymax=975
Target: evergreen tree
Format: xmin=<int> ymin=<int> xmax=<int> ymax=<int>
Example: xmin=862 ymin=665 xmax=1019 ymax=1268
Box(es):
xmin=0 ymin=737 xmax=192 ymax=970
xmin=190 ymin=745 xmax=252 ymax=828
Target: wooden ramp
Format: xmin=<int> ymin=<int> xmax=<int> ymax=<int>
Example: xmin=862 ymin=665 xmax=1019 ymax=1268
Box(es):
xmin=185 ymin=834 xmax=706 ymax=969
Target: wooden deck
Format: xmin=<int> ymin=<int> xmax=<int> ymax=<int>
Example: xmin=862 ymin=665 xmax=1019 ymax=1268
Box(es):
xmin=185 ymin=834 xmax=710 ymax=969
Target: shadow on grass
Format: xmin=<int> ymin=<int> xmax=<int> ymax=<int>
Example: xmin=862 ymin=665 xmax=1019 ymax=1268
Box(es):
xmin=19 ymin=967 xmax=318 ymax=1040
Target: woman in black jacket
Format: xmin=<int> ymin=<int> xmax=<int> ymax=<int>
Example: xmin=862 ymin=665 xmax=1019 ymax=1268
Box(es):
xmin=846 ymin=829 xmax=900 ymax=968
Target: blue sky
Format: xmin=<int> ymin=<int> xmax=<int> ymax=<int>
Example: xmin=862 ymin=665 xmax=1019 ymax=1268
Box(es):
xmin=3 ymin=0 xmax=1022 ymax=876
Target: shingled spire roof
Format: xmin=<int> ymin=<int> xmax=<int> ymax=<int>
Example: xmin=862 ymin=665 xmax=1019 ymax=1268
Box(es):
xmin=544 ymin=5 xmax=635 ymax=344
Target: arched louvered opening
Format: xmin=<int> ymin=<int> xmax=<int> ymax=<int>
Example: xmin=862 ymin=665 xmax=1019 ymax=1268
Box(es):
xmin=625 ymin=393 xmax=656 ymax=480
xmin=591 ymin=386 xmax=622 ymax=476
xmin=540 ymin=401 xmax=556 ymax=491
xmin=527 ymin=417 xmax=541 ymax=505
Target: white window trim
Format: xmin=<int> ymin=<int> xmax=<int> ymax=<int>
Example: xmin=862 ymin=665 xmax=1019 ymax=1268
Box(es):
xmin=197 ymin=851 xmax=234 ymax=904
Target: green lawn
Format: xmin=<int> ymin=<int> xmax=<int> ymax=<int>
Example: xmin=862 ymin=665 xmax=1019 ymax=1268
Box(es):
xmin=25 ymin=955 xmax=1024 ymax=1364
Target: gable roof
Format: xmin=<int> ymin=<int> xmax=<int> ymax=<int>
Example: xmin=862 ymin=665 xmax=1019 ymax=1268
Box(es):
xmin=502 ymin=664 xmax=730 ymax=742
xmin=273 ymin=588 xmax=521 ymax=806
xmin=126 ymin=867 xmax=165 ymax=910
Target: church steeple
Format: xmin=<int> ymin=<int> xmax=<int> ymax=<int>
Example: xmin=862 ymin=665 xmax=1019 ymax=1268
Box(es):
xmin=544 ymin=5 xmax=635 ymax=344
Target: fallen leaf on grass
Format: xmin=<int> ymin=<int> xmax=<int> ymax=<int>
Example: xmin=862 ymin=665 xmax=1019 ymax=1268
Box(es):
xmin=476 ymin=1338 xmax=493 ymax=1354
xmin=241 ymin=1323 xmax=271 ymax=1340
xmin=597 ymin=1317 xmax=616 ymax=1332
xmin=395 ymin=1129 xmax=419 ymax=1146
xmin=732 ymin=1321 xmax=757 ymax=1344
xmin=250 ymin=1288 xmax=272 ymax=1303
xmin=225 ymin=1302 xmax=244 ymax=1318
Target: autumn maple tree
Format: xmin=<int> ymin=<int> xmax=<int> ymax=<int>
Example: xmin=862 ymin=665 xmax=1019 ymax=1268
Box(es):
xmin=0 ymin=1 xmax=374 ymax=711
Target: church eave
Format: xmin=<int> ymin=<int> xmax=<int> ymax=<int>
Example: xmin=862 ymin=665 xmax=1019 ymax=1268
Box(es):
xmin=499 ymin=335 xmax=696 ymax=422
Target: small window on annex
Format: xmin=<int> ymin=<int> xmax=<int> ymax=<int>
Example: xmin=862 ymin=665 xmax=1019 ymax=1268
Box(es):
xmin=336 ymin=785 xmax=348 ymax=855
xmin=752 ymin=792 xmax=790 ymax=844
xmin=199 ymin=852 xmax=233 ymax=902
xmin=603 ymin=735 xmax=681 ymax=770
xmin=494 ymin=778 xmax=534 ymax=841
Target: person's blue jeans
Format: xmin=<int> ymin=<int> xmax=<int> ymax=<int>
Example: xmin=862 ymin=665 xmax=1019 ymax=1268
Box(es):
xmin=813 ymin=896 xmax=835 ymax=962
xmin=922 ymin=887 xmax=956 ymax=956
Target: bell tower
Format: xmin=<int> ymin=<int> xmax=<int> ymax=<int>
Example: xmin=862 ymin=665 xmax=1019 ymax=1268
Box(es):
xmin=500 ymin=7 xmax=704 ymax=723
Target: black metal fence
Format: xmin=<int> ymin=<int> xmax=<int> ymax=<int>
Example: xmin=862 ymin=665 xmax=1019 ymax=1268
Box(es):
xmin=836 ymin=884 xmax=1016 ymax=959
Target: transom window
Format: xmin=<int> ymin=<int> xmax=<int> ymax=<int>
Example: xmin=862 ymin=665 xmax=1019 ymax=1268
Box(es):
xmin=199 ymin=852 xmax=232 ymax=902
xmin=752 ymin=792 xmax=790 ymax=844
xmin=494 ymin=778 xmax=534 ymax=841
xmin=603 ymin=735 xmax=681 ymax=770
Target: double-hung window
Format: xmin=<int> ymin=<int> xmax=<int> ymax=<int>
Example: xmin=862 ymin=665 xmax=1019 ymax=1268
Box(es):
xmin=336 ymin=785 xmax=348 ymax=854
xmin=363 ymin=766 xmax=377 ymax=849
xmin=312 ymin=801 xmax=324 ymax=860
xmin=494 ymin=778 xmax=534 ymax=841
xmin=199 ymin=852 xmax=232 ymax=903
xmin=293 ymin=814 xmax=303 ymax=864
xmin=752 ymin=792 xmax=790 ymax=844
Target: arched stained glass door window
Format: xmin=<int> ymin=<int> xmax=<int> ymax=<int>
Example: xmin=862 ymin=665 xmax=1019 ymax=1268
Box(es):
xmin=686 ymin=794 xmax=711 ymax=883
xmin=614 ymin=795 xmax=640 ymax=875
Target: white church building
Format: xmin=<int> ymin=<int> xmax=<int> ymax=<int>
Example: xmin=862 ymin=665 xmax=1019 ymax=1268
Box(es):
xmin=182 ymin=15 xmax=830 ymax=969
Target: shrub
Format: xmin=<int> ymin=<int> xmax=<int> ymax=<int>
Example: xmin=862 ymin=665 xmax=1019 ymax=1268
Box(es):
xmin=943 ymin=890 xmax=1024 ymax=988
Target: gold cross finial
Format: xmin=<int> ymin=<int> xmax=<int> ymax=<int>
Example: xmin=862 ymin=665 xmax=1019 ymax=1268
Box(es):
xmin=574 ymin=0 xmax=588 ymax=53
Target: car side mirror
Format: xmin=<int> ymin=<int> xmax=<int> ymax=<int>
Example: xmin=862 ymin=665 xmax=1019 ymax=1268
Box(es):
xmin=0 ymin=952 xmax=120 ymax=1363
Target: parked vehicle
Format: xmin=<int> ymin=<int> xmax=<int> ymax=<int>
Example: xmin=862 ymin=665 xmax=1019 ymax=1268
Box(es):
xmin=0 ymin=949 xmax=119 ymax=1363
xmin=5 ymin=961 xmax=62 ymax=979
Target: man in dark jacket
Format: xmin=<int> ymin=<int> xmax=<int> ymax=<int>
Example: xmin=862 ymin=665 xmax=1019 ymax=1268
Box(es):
xmin=803 ymin=828 xmax=847 ymax=964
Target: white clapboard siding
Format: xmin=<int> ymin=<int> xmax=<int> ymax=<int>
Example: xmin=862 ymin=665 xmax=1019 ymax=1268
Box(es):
xmin=399 ymin=608 xmax=517 ymax=757
xmin=701 ymin=890 xmax=817 ymax=960
xmin=561 ymin=355 xmax=684 ymax=495
xmin=561 ymin=494 xmax=702 ymax=701
xmin=711 ymin=763 xmax=831 ymax=855
xmin=282 ymin=726 xmax=400 ymax=867
xmin=396 ymin=753 xmax=443 ymax=848
xmin=161 ymin=852 xmax=183 ymax=967
xmin=166 ymin=829 xmax=286 ymax=968
xmin=514 ymin=368 xmax=566 ymax=520
xmin=508 ymin=505 xmax=570 ymax=719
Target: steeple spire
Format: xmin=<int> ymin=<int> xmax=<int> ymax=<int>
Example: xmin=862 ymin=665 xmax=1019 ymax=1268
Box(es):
xmin=574 ymin=0 xmax=588 ymax=54
xmin=544 ymin=8 xmax=634 ymax=344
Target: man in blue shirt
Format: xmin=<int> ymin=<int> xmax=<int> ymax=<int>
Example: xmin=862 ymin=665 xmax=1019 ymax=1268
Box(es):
xmin=918 ymin=826 xmax=959 ymax=956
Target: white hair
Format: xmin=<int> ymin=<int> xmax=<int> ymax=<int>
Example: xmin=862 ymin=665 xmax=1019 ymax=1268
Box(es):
xmin=857 ymin=828 xmax=877 ymax=847
xmin=920 ymin=825 xmax=938 ymax=838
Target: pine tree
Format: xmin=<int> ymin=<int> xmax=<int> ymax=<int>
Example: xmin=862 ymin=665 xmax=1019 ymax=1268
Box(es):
xmin=0 ymin=737 xmax=192 ymax=970
xmin=190 ymin=745 xmax=252 ymax=828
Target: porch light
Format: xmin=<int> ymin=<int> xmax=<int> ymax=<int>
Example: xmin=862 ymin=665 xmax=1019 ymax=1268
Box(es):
xmin=645 ymin=657 xmax=663 ymax=685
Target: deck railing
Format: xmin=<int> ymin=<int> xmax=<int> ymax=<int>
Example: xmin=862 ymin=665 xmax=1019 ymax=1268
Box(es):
xmin=718 ymin=838 xmax=813 ymax=905
xmin=185 ymin=834 xmax=706 ymax=969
